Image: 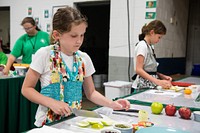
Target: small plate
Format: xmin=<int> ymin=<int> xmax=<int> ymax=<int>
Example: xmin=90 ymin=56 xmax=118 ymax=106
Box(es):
xmin=136 ymin=126 xmax=189 ymax=133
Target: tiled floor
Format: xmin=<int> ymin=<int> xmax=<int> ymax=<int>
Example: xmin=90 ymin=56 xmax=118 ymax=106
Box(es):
xmin=82 ymin=87 xmax=105 ymax=110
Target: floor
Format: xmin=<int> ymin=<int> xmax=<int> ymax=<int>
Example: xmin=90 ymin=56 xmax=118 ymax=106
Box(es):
xmin=82 ymin=87 xmax=105 ymax=110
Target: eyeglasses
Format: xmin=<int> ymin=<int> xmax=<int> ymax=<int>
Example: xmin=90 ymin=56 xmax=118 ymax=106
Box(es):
xmin=24 ymin=26 xmax=34 ymax=31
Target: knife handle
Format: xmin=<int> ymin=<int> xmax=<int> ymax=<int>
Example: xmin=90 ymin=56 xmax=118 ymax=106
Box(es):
xmin=114 ymin=109 xmax=139 ymax=113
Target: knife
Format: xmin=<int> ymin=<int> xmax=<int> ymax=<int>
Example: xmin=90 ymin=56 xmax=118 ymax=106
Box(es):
xmin=70 ymin=108 xmax=103 ymax=118
xmin=112 ymin=112 xmax=138 ymax=117
xmin=113 ymin=109 xmax=139 ymax=113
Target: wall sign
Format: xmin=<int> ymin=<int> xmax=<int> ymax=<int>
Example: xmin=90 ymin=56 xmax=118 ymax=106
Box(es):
xmin=46 ymin=23 xmax=50 ymax=32
xmin=28 ymin=7 xmax=32 ymax=16
xmin=145 ymin=12 xmax=156 ymax=19
xmin=146 ymin=1 xmax=157 ymax=8
xmin=44 ymin=10 xmax=49 ymax=18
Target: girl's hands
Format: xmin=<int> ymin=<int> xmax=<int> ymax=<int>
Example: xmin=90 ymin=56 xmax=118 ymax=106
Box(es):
xmin=111 ymin=99 xmax=130 ymax=110
xmin=163 ymin=75 xmax=173 ymax=81
xmin=48 ymin=100 xmax=72 ymax=116
xmin=156 ymin=79 xmax=172 ymax=89
xmin=157 ymin=73 xmax=173 ymax=81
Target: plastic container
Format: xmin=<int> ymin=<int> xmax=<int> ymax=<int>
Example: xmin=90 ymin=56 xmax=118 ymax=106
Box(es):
xmin=103 ymin=81 xmax=132 ymax=99
xmin=93 ymin=74 xmax=102 ymax=88
xmin=14 ymin=66 xmax=28 ymax=76
xmin=102 ymin=74 xmax=108 ymax=84
xmin=191 ymin=64 xmax=200 ymax=76
xmin=113 ymin=123 xmax=133 ymax=133
xmin=193 ymin=111 xmax=200 ymax=122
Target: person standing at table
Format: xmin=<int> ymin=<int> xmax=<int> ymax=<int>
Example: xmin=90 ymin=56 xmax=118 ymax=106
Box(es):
xmin=3 ymin=17 xmax=50 ymax=75
xmin=0 ymin=42 xmax=8 ymax=65
xmin=132 ymin=20 xmax=172 ymax=91
xmin=21 ymin=6 xmax=130 ymax=127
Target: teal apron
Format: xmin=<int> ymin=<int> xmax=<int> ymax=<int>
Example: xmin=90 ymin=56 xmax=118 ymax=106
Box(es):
xmin=40 ymin=43 xmax=85 ymax=125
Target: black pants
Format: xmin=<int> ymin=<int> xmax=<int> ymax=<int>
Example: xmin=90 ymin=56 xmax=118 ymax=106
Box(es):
xmin=131 ymin=87 xmax=135 ymax=93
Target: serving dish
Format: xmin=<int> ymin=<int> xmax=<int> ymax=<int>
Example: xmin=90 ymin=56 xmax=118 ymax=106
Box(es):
xmin=113 ymin=123 xmax=133 ymax=133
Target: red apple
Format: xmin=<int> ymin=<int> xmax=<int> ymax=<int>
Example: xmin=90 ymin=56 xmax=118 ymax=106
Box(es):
xmin=165 ymin=104 xmax=176 ymax=116
xmin=178 ymin=107 xmax=191 ymax=119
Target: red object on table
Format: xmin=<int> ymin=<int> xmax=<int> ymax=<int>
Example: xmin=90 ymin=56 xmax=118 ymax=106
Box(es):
xmin=171 ymin=81 xmax=195 ymax=87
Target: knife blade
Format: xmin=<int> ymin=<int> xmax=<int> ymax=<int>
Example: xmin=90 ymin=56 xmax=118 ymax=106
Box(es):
xmin=70 ymin=108 xmax=103 ymax=118
xmin=113 ymin=109 xmax=139 ymax=113
xmin=112 ymin=112 xmax=138 ymax=117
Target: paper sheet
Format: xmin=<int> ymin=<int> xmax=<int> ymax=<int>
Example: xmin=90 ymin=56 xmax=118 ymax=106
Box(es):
xmin=27 ymin=125 xmax=79 ymax=133
xmin=144 ymin=90 xmax=182 ymax=98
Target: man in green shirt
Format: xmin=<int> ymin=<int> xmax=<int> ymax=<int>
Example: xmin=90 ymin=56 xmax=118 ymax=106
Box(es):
xmin=3 ymin=17 xmax=50 ymax=75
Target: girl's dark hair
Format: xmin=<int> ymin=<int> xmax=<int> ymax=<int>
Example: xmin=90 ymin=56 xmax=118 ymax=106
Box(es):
xmin=51 ymin=6 xmax=87 ymax=43
xmin=139 ymin=20 xmax=166 ymax=41
xmin=21 ymin=17 xmax=41 ymax=31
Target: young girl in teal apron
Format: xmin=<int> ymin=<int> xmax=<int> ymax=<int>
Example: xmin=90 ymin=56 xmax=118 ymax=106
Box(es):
xmin=22 ymin=6 xmax=131 ymax=127
xmin=40 ymin=42 xmax=85 ymax=125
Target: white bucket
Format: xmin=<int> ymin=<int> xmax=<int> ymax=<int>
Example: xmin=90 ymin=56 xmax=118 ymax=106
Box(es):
xmin=14 ymin=66 xmax=28 ymax=76
xmin=103 ymin=81 xmax=132 ymax=99
xmin=93 ymin=74 xmax=102 ymax=88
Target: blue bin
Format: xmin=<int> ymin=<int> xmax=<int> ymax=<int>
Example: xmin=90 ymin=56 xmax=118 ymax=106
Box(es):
xmin=191 ymin=64 xmax=200 ymax=76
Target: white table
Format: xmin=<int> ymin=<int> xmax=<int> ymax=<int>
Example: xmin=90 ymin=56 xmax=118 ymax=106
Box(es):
xmin=28 ymin=77 xmax=200 ymax=133
xmin=178 ymin=77 xmax=200 ymax=85
xmin=125 ymin=76 xmax=200 ymax=109
xmin=125 ymin=89 xmax=200 ymax=109
xmin=49 ymin=104 xmax=200 ymax=133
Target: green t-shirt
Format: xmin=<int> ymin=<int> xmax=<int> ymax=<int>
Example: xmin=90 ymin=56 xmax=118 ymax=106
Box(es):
xmin=11 ymin=31 xmax=50 ymax=64
xmin=0 ymin=52 xmax=8 ymax=65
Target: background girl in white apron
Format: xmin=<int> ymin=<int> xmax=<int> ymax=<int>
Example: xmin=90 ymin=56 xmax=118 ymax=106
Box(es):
xmin=132 ymin=20 xmax=172 ymax=91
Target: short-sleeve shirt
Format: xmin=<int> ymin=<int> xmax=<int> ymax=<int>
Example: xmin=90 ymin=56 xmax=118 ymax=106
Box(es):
xmin=31 ymin=45 xmax=96 ymax=127
xmin=132 ymin=40 xmax=158 ymax=89
xmin=134 ymin=40 xmax=157 ymax=72
xmin=11 ymin=31 xmax=50 ymax=64
xmin=0 ymin=52 xmax=8 ymax=65
xmin=30 ymin=45 xmax=96 ymax=88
